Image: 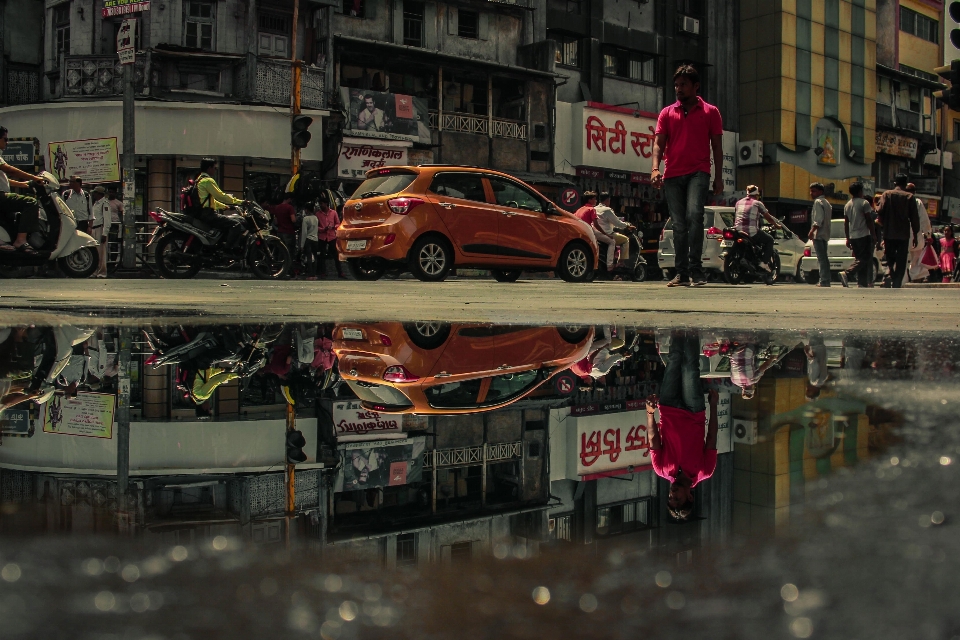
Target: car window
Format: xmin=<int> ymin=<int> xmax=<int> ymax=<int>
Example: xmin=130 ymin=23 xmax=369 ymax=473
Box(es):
xmin=488 ymin=177 xmax=544 ymax=212
xmin=482 ymin=370 xmax=542 ymax=407
xmin=831 ymin=219 xmax=845 ymax=237
xmin=351 ymin=172 xmax=417 ymax=200
xmin=717 ymin=211 xmax=735 ymax=227
xmin=429 ymin=173 xmax=487 ymax=203
xmin=426 ymin=379 xmax=483 ymax=409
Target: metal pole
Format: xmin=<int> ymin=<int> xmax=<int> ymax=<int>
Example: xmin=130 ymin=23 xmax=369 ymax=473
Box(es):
xmin=431 ymin=449 xmax=438 ymax=514
xmin=285 ymin=402 xmax=296 ymax=548
xmin=481 ymin=443 xmax=487 ymax=507
xmin=116 ymin=328 xmax=132 ymax=531
xmin=121 ymin=58 xmax=136 ymax=269
xmin=291 ymin=0 xmax=302 ymax=176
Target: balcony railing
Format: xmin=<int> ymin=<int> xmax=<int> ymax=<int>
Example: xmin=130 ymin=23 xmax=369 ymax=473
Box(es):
xmin=62 ymin=55 xmax=146 ymax=98
xmin=248 ymin=57 xmax=326 ymax=110
xmin=423 ymin=441 xmax=522 ymax=470
xmin=428 ymin=110 xmax=528 ymax=140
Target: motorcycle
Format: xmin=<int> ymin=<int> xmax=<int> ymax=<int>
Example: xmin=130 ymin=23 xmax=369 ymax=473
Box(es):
xmin=0 ymin=172 xmax=100 ymax=278
xmin=593 ymin=227 xmax=648 ymax=282
xmin=147 ymin=196 xmax=291 ymax=280
xmin=720 ymin=226 xmax=781 ymax=285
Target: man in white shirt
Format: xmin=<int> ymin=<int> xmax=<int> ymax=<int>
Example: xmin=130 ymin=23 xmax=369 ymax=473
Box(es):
xmin=808 ymin=182 xmax=833 ymax=287
xmin=107 ymin=187 xmax=124 ymax=227
xmin=62 ymin=175 xmax=92 ymax=233
xmin=905 ymin=183 xmax=933 ymax=283
xmin=90 ymin=186 xmax=111 ymax=277
xmin=594 ymin=192 xmax=633 ymax=269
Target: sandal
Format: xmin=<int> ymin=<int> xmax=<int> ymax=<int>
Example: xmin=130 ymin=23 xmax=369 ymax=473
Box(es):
xmin=15 ymin=244 xmax=38 ymax=255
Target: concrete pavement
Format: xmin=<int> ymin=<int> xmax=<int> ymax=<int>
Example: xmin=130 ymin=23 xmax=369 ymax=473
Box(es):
xmin=1 ymin=278 xmax=958 ymax=331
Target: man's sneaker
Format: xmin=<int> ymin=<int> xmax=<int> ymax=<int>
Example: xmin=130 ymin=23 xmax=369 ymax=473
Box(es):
xmin=839 ymin=272 xmax=849 ymax=287
xmin=692 ymin=275 xmax=708 ymax=286
xmin=667 ymin=275 xmax=690 ymax=287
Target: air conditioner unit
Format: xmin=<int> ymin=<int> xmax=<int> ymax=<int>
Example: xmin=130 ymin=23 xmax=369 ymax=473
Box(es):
xmin=738 ymin=140 xmax=764 ymax=167
xmin=680 ymin=15 xmax=700 ymax=35
xmin=732 ymin=419 xmax=759 ymax=445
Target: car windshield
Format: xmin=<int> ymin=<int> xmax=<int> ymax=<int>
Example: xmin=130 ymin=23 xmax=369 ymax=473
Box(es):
xmin=350 ymin=172 xmax=417 ymax=200
xmin=345 ymin=380 xmax=413 ymax=410
xmin=832 ymin=219 xmax=846 ymax=237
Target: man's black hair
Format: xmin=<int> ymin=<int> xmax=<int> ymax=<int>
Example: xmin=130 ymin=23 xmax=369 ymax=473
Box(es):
xmin=199 ymin=158 xmax=217 ymax=174
xmin=894 ymin=173 xmax=908 ymax=188
xmin=599 ymin=191 xmax=611 ymax=203
xmin=0 ymin=126 xmax=7 ymax=138
xmin=849 ymin=182 xmax=864 ymax=198
xmin=673 ymin=64 xmax=700 ymax=86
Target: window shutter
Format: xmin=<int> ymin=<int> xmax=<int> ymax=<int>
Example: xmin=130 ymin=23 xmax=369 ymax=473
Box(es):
xmin=447 ymin=6 xmax=458 ymax=35
xmin=478 ymin=13 xmax=489 ymax=40
xmin=366 ymin=0 xmax=377 ymax=20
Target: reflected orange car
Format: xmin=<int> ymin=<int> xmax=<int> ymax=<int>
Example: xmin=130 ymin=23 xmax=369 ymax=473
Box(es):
xmin=332 ymin=322 xmax=595 ymax=414
xmin=336 ymin=166 xmax=598 ymax=283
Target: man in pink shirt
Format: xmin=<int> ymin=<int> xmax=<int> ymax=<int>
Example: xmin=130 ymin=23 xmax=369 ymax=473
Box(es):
xmin=646 ymin=332 xmax=719 ymax=521
xmin=650 ymin=65 xmax=724 ymax=287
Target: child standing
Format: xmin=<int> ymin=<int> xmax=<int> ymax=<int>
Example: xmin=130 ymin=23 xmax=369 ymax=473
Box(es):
xmin=941 ymin=226 xmax=957 ymax=283
xmin=300 ymin=206 xmax=319 ymax=280
xmin=316 ymin=195 xmax=343 ymax=278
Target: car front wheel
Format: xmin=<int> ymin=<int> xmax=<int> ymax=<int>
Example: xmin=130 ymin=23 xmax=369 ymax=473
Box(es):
xmin=557 ymin=242 xmax=593 ymax=283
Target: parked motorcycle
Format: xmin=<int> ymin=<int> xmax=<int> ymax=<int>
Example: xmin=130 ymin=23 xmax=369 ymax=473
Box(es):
xmin=593 ymin=227 xmax=648 ymax=282
xmin=0 ymin=172 xmax=99 ymax=278
xmin=720 ymin=226 xmax=781 ymax=285
xmin=148 ymin=197 xmax=291 ymax=279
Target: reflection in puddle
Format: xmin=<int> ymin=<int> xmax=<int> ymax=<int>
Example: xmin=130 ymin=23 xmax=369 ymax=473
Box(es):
xmin=2 ymin=320 xmax=952 ymax=636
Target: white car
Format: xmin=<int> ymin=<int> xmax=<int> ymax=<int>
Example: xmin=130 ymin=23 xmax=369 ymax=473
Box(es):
xmin=798 ymin=219 xmax=883 ymax=284
xmin=659 ymin=206 xmax=806 ymax=281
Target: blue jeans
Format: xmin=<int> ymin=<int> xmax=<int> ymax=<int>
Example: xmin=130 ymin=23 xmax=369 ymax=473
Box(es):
xmin=813 ymin=239 xmax=831 ymax=286
xmin=660 ymin=334 xmax=705 ymax=414
xmin=663 ymin=171 xmax=710 ymax=279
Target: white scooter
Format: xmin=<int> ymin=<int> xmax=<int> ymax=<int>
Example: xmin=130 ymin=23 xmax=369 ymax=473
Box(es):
xmin=0 ymin=172 xmax=100 ymax=278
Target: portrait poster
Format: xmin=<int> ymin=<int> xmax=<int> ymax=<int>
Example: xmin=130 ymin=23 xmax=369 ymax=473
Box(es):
xmin=334 ymin=436 xmax=425 ymax=492
xmin=340 ymin=88 xmax=431 ymax=144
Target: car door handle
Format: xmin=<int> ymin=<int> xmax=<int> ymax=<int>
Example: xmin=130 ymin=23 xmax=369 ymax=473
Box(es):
xmin=435 ymin=372 xmax=451 ymax=378
xmin=499 ymin=211 xmax=516 ymax=217
xmin=497 ymin=364 xmax=511 ymax=370
xmin=439 ymin=203 xmax=456 ymax=209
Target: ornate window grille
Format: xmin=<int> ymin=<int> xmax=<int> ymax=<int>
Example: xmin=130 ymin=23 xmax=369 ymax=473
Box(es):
xmin=424 ymin=441 xmax=522 ymax=470
xmin=428 ymin=111 xmax=527 ymax=140
xmin=62 ymin=56 xmax=145 ymax=98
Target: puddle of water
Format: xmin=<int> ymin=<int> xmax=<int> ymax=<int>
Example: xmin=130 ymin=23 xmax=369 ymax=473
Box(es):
xmin=1 ymin=321 xmax=958 ymax=638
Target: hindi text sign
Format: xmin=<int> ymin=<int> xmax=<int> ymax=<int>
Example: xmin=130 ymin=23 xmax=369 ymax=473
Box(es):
xmin=43 ymin=392 xmax=116 ymax=439
xmin=574 ymin=410 xmax=652 ymax=477
xmin=47 ymin=138 xmax=121 ymax=185
xmin=337 ymin=144 xmax=408 ymax=180
xmin=117 ymin=18 xmax=136 ymax=64
xmin=572 ymin=104 xmax=658 ymax=174
xmin=332 ymin=400 xmax=407 ymax=441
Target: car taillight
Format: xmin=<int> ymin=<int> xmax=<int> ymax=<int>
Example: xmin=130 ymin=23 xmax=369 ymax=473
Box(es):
xmin=383 ymin=365 xmax=419 ymax=383
xmin=384 ymin=233 xmax=396 ymax=245
xmin=706 ymin=226 xmax=722 ymax=239
xmin=722 ymin=229 xmax=736 ymax=240
xmin=803 ymin=247 xmax=811 ymax=257
xmin=387 ymin=197 xmax=424 ymax=215
xmin=380 ymin=334 xmax=392 ymax=346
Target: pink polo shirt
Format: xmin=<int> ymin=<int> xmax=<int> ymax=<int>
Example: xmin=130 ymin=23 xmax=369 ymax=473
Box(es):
xmin=649 ymin=405 xmax=717 ymax=487
xmin=654 ymin=97 xmax=723 ymax=179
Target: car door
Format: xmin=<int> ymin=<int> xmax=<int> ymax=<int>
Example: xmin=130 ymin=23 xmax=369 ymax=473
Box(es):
xmin=491 ymin=326 xmax=558 ymax=370
xmin=423 ymin=172 xmax=499 ymax=257
xmin=772 ymin=227 xmax=798 ymax=272
xmin=485 ymin=176 xmax=558 ymax=264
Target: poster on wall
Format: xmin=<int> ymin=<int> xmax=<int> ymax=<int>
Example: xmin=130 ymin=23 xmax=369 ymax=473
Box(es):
xmin=337 ymin=144 xmax=408 ymax=180
xmin=47 ymin=138 xmax=121 ymax=184
xmin=42 ymin=392 xmax=116 ymax=439
xmin=816 ymin=123 xmax=841 ymax=166
xmin=103 ymin=0 xmax=151 ymax=17
xmin=575 ymin=410 xmax=652 ymax=478
xmin=334 ymin=436 xmax=425 ymax=492
xmin=340 ymin=88 xmax=431 ymax=144
xmin=332 ymin=400 xmax=408 ymax=441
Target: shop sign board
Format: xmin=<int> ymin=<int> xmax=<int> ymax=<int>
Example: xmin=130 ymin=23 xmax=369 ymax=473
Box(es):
xmin=332 ymin=400 xmax=407 ymax=442
xmin=103 ymin=0 xmax=150 ymax=17
xmin=340 ymin=88 xmax=431 ymax=144
xmin=47 ymin=137 xmax=121 ymax=184
xmin=117 ymin=18 xmax=136 ymax=65
xmin=0 ymin=408 xmax=31 ymax=435
xmin=709 ymin=131 xmax=738 ymax=194
xmin=575 ymin=167 xmax=603 ymax=179
xmin=42 ymin=392 xmax=116 ymax=439
xmin=913 ymin=177 xmax=939 ymax=194
xmin=571 ymin=103 xmax=658 ymax=174
xmin=574 ymin=410 xmax=652 ymax=478
xmin=875 ymin=131 xmax=918 ymax=159
xmin=334 ymin=436 xmax=425 ymax=492
xmin=337 ymin=144 xmax=408 ymax=180
xmin=0 ymin=138 xmax=40 ymax=173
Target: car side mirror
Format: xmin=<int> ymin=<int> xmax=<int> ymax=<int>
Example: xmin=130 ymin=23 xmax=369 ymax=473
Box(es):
xmin=546 ymin=204 xmax=562 ymax=215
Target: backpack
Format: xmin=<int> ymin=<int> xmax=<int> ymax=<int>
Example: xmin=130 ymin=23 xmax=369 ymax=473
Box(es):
xmin=180 ymin=179 xmax=203 ymax=215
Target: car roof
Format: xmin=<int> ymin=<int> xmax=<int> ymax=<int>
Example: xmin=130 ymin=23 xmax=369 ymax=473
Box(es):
xmin=367 ymin=165 xmax=532 ymax=181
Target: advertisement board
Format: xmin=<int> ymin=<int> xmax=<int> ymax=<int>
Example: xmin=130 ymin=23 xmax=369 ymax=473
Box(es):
xmin=875 ymin=131 xmax=918 ymax=159
xmin=47 ymin=138 xmax=121 ymax=184
xmin=337 ymin=144 xmax=408 ymax=180
xmin=42 ymin=392 xmax=116 ymax=439
xmin=574 ymin=410 xmax=652 ymax=478
xmin=0 ymin=138 xmax=40 ymax=172
xmin=332 ymin=401 xmax=407 ymax=441
xmin=103 ymin=0 xmax=151 ymax=17
xmin=340 ymin=88 xmax=431 ymax=144
xmin=571 ymin=104 xmax=658 ymax=174
xmin=334 ymin=436 xmax=425 ymax=492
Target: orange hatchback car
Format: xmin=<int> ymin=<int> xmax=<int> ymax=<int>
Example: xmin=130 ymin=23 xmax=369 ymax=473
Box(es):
xmin=336 ymin=166 xmax=598 ymax=282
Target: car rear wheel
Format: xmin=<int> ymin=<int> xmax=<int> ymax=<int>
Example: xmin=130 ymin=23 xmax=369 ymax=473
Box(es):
xmin=410 ymin=236 xmax=452 ymax=282
xmin=804 ymin=270 xmax=819 ymax=285
xmin=347 ymin=258 xmax=385 ymax=281
xmin=403 ymin=322 xmax=451 ymax=349
xmin=493 ymin=269 xmax=522 ymax=283
xmin=557 ymin=242 xmax=592 ymax=283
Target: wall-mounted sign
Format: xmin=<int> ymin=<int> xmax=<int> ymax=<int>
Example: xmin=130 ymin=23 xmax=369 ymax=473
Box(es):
xmin=0 ymin=138 xmax=40 ymax=173
xmin=117 ymin=18 xmax=136 ymax=65
xmin=103 ymin=0 xmax=150 ymax=17
xmin=334 ymin=436 xmax=425 ymax=492
xmin=875 ymin=131 xmax=918 ymax=159
xmin=42 ymin=392 xmax=116 ymax=439
xmin=572 ymin=104 xmax=657 ymax=174
xmin=337 ymin=143 xmax=408 ymax=180
xmin=47 ymin=137 xmax=121 ymax=184
xmin=340 ymin=88 xmax=431 ymax=144
xmin=332 ymin=400 xmax=407 ymax=441
xmin=574 ymin=410 xmax=652 ymax=478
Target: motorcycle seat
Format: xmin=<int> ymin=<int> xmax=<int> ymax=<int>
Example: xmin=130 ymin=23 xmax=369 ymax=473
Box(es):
xmin=167 ymin=212 xmax=217 ymax=234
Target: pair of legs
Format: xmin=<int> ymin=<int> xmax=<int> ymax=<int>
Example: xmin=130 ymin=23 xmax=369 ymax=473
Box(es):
xmin=92 ymin=224 xmax=108 ymax=277
xmin=750 ymin=229 xmax=775 ymax=266
xmin=843 ymin=236 xmax=873 ymax=287
xmin=813 ymin=239 xmax=831 ymax=286
xmin=200 ymin=209 xmax=244 ymax=249
xmin=0 ymin=193 xmax=41 ymax=250
xmin=318 ymin=239 xmax=343 ymax=277
xmin=660 ymin=333 xmax=705 ymax=414
xmin=663 ymin=171 xmax=710 ymax=283
xmin=883 ymin=239 xmax=910 ymax=288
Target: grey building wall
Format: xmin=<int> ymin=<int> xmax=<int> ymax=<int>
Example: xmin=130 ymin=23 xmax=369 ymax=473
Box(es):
xmin=4 ymin=0 xmax=44 ymax=65
xmin=875 ymin=0 xmax=897 ymax=68
xmin=704 ymin=0 xmax=739 ymax=132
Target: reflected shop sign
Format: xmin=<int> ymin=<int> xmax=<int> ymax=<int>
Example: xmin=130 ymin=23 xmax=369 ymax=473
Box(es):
xmin=573 ymin=407 xmax=652 ymax=480
xmin=332 ymin=400 xmax=407 ymax=442
xmin=334 ymin=436 xmax=426 ymax=493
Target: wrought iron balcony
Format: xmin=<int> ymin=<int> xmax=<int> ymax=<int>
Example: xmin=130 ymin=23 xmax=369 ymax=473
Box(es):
xmin=247 ymin=57 xmax=326 ymax=110
xmin=61 ymin=55 xmax=146 ymax=98
xmin=428 ymin=110 xmax=527 ymax=140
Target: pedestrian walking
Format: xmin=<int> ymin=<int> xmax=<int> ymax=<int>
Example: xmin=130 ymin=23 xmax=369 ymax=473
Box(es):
xmin=300 ymin=207 xmax=319 ymax=280
xmin=808 ymin=183 xmax=833 ymax=287
xmin=940 ymin=226 xmax=957 ymax=283
xmin=905 ymin=183 xmax=933 ymax=283
xmin=839 ymin=182 xmax=876 ymax=288
xmin=876 ymin=174 xmax=920 ymax=288
xmin=272 ymin=194 xmax=298 ymax=261
xmin=62 ymin=176 xmax=92 ymax=234
xmin=90 ymin=186 xmax=111 ymax=278
xmin=651 ymin=64 xmax=724 ymax=287
xmin=316 ymin=195 xmax=343 ymax=278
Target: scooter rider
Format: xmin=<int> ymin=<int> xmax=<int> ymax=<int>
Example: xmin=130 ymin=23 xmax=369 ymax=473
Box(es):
xmin=0 ymin=126 xmax=44 ymax=254
xmin=734 ymin=185 xmax=782 ymax=271
xmin=595 ymin=192 xmax=635 ymax=270
xmin=196 ymin=158 xmax=245 ymax=251
xmin=575 ymin=191 xmax=616 ymax=263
